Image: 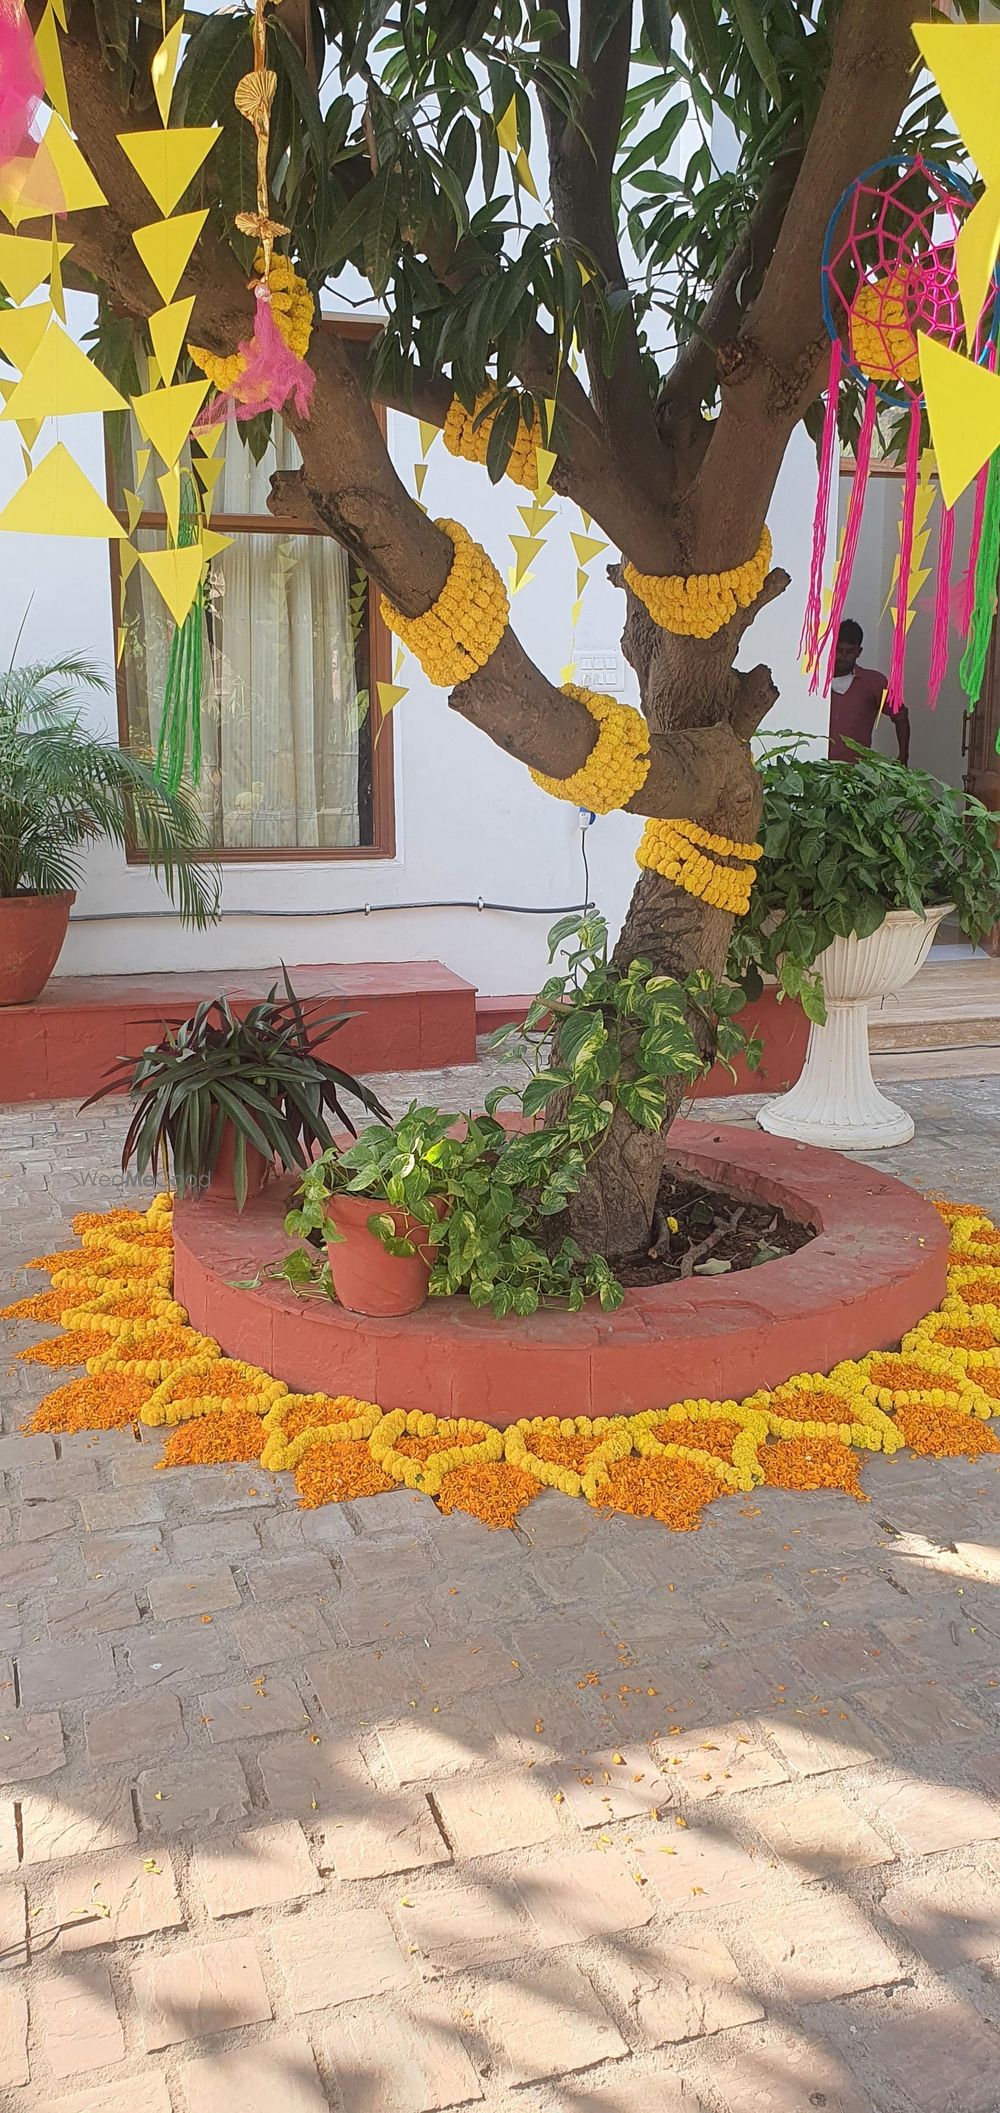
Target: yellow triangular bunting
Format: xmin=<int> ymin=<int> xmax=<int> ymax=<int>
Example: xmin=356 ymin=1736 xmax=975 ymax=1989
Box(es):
xmin=135 ymin=446 xmax=151 ymax=486
xmin=918 ymin=331 xmax=1000 ymax=509
xmin=0 ymin=233 xmax=71 ymax=305
xmin=49 ymin=218 xmax=66 ymax=322
xmin=132 ymin=210 xmax=208 ymax=304
xmin=193 ymin=452 xmax=225 ymax=495
xmin=124 ymin=490 xmax=144 ymax=534
xmin=376 ymin=681 xmax=407 ymax=715
xmin=571 ymin=531 xmax=608 ymax=567
xmin=34 ymin=4 xmax=71 ymax=127
xmin=138 ymin=543 xmax=205 ymax=626
xmin=151 ymin=17 xmax=185 ymax=128
xmin=496 ymin=97 xmax=519 ymax=155
xmin=118 ymin=128 xmax=221 ymax=217
xmin=575 ymin=567 xmax=589 ymax=598
xmin=119 ymin=540 xmax=140 ymax=583
xmin=157 ymin=463 xmax=182 ymax=544
xmin=913 ymin=25 xmax=1000 ymax=187
xmin=147 ymin=296 xmax=195 ymax=387
xmin=8 ymin=114 xmax=108 ymax=221
xmin=509 ymin=533 xmax=545 ymax=585
xmin=1 ymin=321 xmax=128 ymax=422
xmin=414 ymin=462 xmax=428 ymax=498
xmin=0 ymin=304 xmax=51 ymax=374
xmin=200 ymin=528 xmax=233 ymax=562
xmin=535 ymin=446 xmax=557 ymax=490
xmin=0 ymin=443 xmax=126 ymax=538
xmin=957 ymin=188 xmax=1000 ymax=345
xmin=417 ymin=419 xmax=438 ymax=457
xmin=131 ymin=378 xmax=209 ymax=468
xmin=513 ymin=149 xmax=538 ymax=200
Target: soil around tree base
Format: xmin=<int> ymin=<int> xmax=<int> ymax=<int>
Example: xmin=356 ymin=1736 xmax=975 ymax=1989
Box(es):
xmin=614 ymin=1167 xmax=815 ymax=1287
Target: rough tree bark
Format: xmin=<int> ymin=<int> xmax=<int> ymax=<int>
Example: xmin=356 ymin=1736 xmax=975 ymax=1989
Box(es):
xmin=42 ymin=0 xmax=928 ymax=1258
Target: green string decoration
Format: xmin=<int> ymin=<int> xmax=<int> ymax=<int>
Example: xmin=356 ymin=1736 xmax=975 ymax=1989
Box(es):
xmin=960 ymin=449 xmax=1000 ymax=716
xmin=155 ymin=476 xmax=204 ymax=795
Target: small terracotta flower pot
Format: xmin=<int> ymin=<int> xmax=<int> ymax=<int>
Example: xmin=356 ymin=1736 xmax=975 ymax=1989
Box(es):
xmin=0 ymin=891 xmax=75 ymax=1005
xmin=326 ymin=1194 xmax=444 ymax=1316
xmin=207 ymin=1121 xmax=272 ymax=1209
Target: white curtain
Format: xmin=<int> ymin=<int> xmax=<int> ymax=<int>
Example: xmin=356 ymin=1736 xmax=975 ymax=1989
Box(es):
xmin=121 ymin=423 xmax=362 ymax=850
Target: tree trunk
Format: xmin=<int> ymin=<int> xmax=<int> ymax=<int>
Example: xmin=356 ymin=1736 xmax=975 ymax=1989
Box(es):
xmin=565 ymin=609 xmax=761 ymax=1262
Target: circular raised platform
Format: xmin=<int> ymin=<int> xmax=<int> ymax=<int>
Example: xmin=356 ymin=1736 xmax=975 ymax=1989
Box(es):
xmin=173 ymin=1121 xmax=949 ymax=1426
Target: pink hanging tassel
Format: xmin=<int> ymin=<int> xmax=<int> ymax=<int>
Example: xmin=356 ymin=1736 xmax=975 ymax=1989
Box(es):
xmin=799 ymin=339 xmax=842 ymax=676
xmin=816 ymin=380 xmax=878 ymax=694
xmin=928 ymin=499 xmax=955 ymax=708
xmin=0 ymin=0 xmax=43 ymax=168
xmin=196 ymin=281 xmax=315 ymax=429
xmin=885 ymin=402 xmax=921 ymax=716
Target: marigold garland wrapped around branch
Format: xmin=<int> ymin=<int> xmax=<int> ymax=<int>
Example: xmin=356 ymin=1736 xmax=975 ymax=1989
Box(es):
xmin=530 ymin=687 xmax=650 ymax=814
xmin=380 ymin=519 xmax=508 ymax=687
xmin=443 ymin=391 xmax=545 ymax=488
xmin=637 ymin=818 xmax=759 ymax=914
xmin=624 ymin=527 xmax=772 ymax=638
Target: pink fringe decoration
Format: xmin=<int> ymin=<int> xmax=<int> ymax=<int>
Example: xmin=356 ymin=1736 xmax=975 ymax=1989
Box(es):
xmin=961 ymin=459 xmax=990 ymax=639
xmin=885 ymin=402 xmax=921 ymax=717
xmin=816 ymin=381 xmax=878 ymax=695
xmin=196 ymin=282 xmax=315 ymax=429
xmin=928 ymin=500 xmax=956 ymax=709
xmin=0 ymin=0 xmax=43 ymax=168
xmin=799 ymin=338 xmax=842 ymax=676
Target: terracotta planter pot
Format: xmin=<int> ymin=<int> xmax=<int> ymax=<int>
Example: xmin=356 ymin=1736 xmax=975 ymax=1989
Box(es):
xmin=207 ymin=1121 xmax=272 ymax=1208
xmin=326 ymin=1194 xmax=444 ymax=1316
xmin=0 ymin=891 xmax=75 ymax=1006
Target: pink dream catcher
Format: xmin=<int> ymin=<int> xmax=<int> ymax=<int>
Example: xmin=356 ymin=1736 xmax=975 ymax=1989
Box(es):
xmin=802 ymin=155 xmax=996 ymax=713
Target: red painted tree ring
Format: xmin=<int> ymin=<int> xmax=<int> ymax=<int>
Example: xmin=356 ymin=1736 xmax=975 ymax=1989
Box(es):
xmin=173 ymin=1121 xmax=949 ymax=1427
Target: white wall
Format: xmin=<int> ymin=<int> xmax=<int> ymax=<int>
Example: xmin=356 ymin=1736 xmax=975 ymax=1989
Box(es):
xmin=0 ymin=303 xmax=823 ymax=996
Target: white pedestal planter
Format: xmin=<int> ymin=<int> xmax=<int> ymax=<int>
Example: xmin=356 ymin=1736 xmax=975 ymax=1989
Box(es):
xmin=756 ymin=904 xmax=952 ymax=1152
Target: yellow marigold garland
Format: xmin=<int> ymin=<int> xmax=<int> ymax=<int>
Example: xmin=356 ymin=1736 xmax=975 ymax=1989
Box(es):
xmin=189 ymin=251 xmax=313 ymax=391
xmin=443 ymin=391 xmax=545 ymax=488
xmin=637 ymin=817 xmax=759 ymax=915
xmin=380 ymin=519 xmax=508 ymax=688
xmin=624 ymin=528 xmax=772 ymax=638
xmin=12 ymin=1186 xmax=1000 ymax=1530
xmin=529 ymin=687 xmax=651 ymax=814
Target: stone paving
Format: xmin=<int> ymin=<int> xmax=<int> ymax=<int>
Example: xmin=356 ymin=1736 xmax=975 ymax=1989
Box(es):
xmin=1 ymin=1069 xmax=1000 ymax=2112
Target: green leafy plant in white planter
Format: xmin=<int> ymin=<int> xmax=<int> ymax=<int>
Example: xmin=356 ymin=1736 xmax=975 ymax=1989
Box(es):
xmin=730 ymin=747 xmax=1000 ymax=1149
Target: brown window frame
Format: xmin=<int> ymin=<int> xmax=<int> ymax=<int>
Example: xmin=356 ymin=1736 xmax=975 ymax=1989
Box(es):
xmin=109 ymin=316 xmax=395 ymax=864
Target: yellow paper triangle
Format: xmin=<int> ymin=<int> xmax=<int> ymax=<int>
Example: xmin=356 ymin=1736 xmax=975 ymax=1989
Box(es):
xmin=0 ymin=303 xmax=51 ymax=374
xmin=119 ymin=540 xmax=140 ymax=583
xmin=35 ymin=4 xmax=71 ymax=128
xmin=138 ymin=543 xmax=205 ymax=626
xmin=918 ymin=330 xmax=1000 ymax=509
xmin=118 ymin=127 xmax=221 ymax=217
xmin=560 ymin=660 xmax=575 ymax=683
xmin=193 ymin=421 xmax=224 ymax=457
xmin=543 ymin=397 xmax=557 ymax=442
xmin=571 ymin=595 xmax=583 ymax=623
xmin=17 ymin=416 xmax=43 ymax=452
xmin=496 ymin=97 xmax=519 ymax=155
xmin=393 ymin=645 xmax=404 ymax=679
xmin=116 ymin=625 xmax=127 ymax=664
xmin=580 ymin=509 xmax=592 ymax=530
xmin=957 ymin=189 xmax=1000 ymax=346
xmin=509 ymin=533 xmax=545 ymax=585
xmin=124 ymin=490 xmax=144 ymax=534
xmin=0 ymin=442 xmax=126 ymax=538
xmin=151 ymin=17 xmax=185 ymax=128
xmin=571 ymin=531 xmax=607 ymax=567
xmin=48 ymin=220 xmax=66 ymax=323
xmin=0 ymin=233 xmax=71 ymax=305
xmin=135 ymin=446 xmax=151 ymax=485
xmin=7 ymin=114 xmax=108 ymax=221
xmin=50 ymin=0 xmax=67 ymax=25
xmin=157 ymin=463 xmax=182 ymax=543
xmin=575 ymin=568 xmax=589 ymax=599
xmin=201 ymin=528 xmax=233 ymax=562
xmin=1 ymin=320 xmax=128 ymax=421
xmin=148 ymin=295 xmax=195 ymax=387
xmin=376 ymin=681 xmax=407 ymax=715
xmin=513 ymin=149 xmax=538 ymax=200
xmin=518 ymin=502 xmax=556 ymax=534
xmin=414 ymin=462 xmax=428 ymax=498
xmin=132 ymin=209 xmax=208 ymax=305
xmin=535 ymin=446 xmax=557 ymax=491
xmin=913 ymin=25 xmax=1000 ymax=187
xmin=131 ymin=378 xmax=209 ymax=468
xmin=508 ymin=563 xmax=534 ymax=597
xmin=193 ymin=451 xmax=225 ymax=495
xmin=417 ymin=419 xmax=438 ymax=457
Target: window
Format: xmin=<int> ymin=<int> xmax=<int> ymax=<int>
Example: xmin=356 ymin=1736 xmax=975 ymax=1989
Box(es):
xmin=109 ymin=357 xmax=393 ymax=861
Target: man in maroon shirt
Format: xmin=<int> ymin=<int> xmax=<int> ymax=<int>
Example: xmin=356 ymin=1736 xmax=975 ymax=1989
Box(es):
xmin=828 ymin=618 xmax=910 ymax=765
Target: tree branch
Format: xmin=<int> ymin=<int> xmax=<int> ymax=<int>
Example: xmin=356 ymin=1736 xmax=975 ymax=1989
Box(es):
xmin=690 ymin=0 xmax=928 ymax=566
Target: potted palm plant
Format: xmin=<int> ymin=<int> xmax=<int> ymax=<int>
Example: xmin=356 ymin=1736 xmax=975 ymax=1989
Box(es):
xmin=85 ymin=974 xmax=389 ymax=1210
xmin=0 ymin=653 xmax=218 ymax=1003
xmin=730 ymin=746 xmax=1000 ymax=1149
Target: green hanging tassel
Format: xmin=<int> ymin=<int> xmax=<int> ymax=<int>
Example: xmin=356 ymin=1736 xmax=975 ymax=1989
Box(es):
xmin=155 ymin=474 xmax=205 ymax=796
xmin=960 ymin=449 xmax=1000 ymax=714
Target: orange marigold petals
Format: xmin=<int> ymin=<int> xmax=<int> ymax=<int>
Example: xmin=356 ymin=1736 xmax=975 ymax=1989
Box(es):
xmin=161 ymin=1410 xmax=266 ymax=1467
xmin=294 ymin=1440 xmax=395 ymax=1508
xmin=435 ymin=1462 xmax=541 ymax=1528
xmin=17 ymin=1329 xmax=96 ymax=1368
xmin=894 ymin=1402 xmax=1000 ymax=1458
xmin=597 ymin=1456 xmax=719 ymax=1531
xmin=26 ymin=1373 xmax=153 ymax=1431
xmin=762 ymin=1436 xmax=867 ymax=1499
xmin=71 ymin=1207 xmax=148 ymax=1237
xmin=931 ymin=1323 xmax=997 ymax=1351
xmin=650 ymin=1416 xmax=741 ymax=1462
xmin=1 ymin=1290 xmax=64 ymax=1323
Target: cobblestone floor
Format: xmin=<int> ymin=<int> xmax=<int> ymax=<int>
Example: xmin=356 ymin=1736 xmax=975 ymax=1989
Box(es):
xmin=1 ymin=1068 xmax=1000 ymax=2113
